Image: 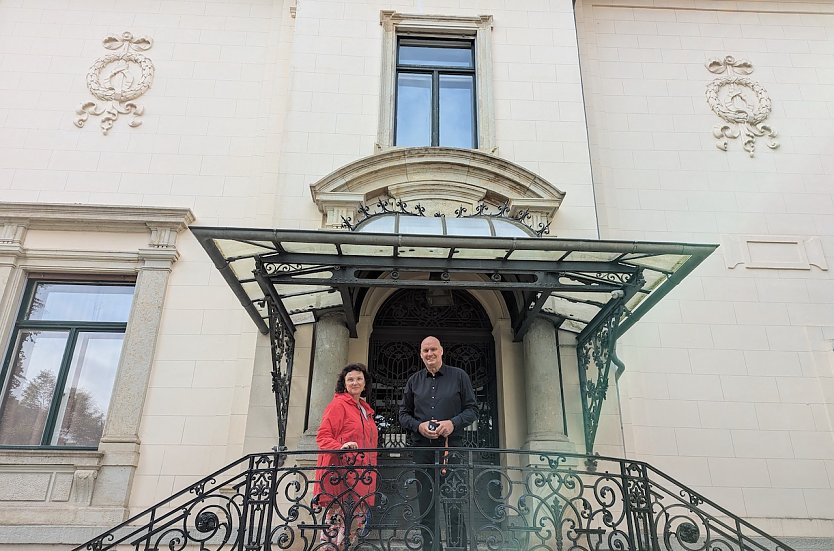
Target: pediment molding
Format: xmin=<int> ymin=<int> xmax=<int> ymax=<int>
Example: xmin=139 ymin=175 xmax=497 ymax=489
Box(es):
xmin=310 ymin=147 xmax=566 ymax=229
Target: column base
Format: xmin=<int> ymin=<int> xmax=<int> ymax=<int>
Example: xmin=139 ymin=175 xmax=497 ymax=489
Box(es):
xmin=522 ymin=437 xmax=575 ymax=455
xmin=296 ymin=430 xmax=320 ymax=452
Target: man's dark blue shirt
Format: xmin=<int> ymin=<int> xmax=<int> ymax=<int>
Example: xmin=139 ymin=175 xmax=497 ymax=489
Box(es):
xmin=399 ymin=364 xmax=477 ymax=446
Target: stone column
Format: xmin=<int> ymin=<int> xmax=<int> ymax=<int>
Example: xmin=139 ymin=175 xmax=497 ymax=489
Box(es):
xmin=93 ymin=246 xmax=178 ymax=507
xmin=298 ymin=312 xmax=349 ymax=450
xmin=0 ymin=223 xmax=26 ymax=329
xmin=522 ymin=317 xmax=573 ymax=453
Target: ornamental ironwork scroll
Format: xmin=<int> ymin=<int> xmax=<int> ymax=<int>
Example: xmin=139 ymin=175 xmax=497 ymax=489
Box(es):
xmin=576 ymin=302 xmax=625 ymax=457
xmin=706 ymin=56 xmax=778 ymax=157
xmin=343 ymin=198 xmax=551 ymax=237
xmin=267 ymin=298 xmax=295 ymax=448
xmin=75 ymin=32 xmax=155 ymax=135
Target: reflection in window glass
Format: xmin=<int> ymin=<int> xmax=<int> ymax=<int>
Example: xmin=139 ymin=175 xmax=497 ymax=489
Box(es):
xmin=398 ymin=45 xmax=473 ymax=68
xmin=394 ymin=38 xmax=476 ymax=148
xmin=445 ymin=217 xmax=492 ymax=237
xmin=0 ymin=331 xmax=68 ymax=446
xmin=51 ymin=333 xmax=124 ymax=446
xmin=439 ymin=74 xmax=475 ymax=148
xmin=398 ymin=215 xmax=443 ymax=235
xmin=0 ymin=281 xmax=134 ymax=447
xmin=27 ymin=283 xmax=134 ymax=322
xmin=396 ymin=73 xmax=432 ymax=147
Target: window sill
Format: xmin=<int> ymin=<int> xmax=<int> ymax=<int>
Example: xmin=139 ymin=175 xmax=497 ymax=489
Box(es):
xmin=0 ymin=448 xmax=103 ymax=507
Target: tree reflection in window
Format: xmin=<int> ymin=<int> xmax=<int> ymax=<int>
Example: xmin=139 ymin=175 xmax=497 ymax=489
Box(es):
xmin=0 ymin=281 xmax=133 ymax=447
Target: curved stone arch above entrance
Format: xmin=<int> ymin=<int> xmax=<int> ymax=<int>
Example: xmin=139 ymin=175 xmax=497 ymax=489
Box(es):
xmin=310 ymin=147 xmax=566 ymax=230
xmin=357 ymin=276 xmax=512 ymax=333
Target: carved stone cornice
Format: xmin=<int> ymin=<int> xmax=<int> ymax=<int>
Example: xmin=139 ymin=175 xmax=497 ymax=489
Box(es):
xmin=0 ymin=202 xmax=195 ymax=255
xmin=0 ymin=203 xmax=194 ymax=232
xmin=0 ymin=223 xmax=27 ymax=257
xmin=380 ymin=10 xmax=493 ymax=31
xmin=508 ymin=198 xmax=563 ymax=236
xmin=310 ymin=147 xmax=565 ymax=230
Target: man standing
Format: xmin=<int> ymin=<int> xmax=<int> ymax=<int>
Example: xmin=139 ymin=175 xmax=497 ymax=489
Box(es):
xmin=399 ymin=336 xmax=477 ymax=551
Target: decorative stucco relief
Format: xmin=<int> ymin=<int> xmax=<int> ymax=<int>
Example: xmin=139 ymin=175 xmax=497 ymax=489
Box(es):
xmin=721 ymin=235 xmax=827 ymax=271
xmin=75 ymin=32 xmax=155 ymax=135
xmin=706 ymin=56 xmax=778 ymax=157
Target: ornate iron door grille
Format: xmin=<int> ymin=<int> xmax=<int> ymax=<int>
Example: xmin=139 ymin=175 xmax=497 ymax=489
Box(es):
xmin=368 ymin=289 xmax=498 ymax=451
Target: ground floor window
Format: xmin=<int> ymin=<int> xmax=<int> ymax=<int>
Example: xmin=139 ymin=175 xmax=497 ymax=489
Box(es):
xmin=0 ymin=279 xmax=134 ymax=447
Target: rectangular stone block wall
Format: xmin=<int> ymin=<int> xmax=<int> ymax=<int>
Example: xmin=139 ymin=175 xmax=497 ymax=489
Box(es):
xmin=575 ymin=0 xmax=834 ymax=537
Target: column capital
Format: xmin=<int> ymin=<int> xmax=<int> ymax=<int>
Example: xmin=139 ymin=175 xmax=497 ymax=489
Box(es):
xmin=138 ymin=247 xmax=179 ymax=269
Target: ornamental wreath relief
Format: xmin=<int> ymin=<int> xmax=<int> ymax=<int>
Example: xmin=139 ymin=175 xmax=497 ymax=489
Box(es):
xmin=705 ymin=56 xmax=778 ymax=157
xmin=74 ymin=32 xmax=155 ymax=135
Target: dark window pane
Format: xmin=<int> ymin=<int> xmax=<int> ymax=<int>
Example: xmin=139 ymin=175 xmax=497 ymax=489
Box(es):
xmin=0 ymin=330 xmax=69 ymax=445
xmin=51 ymin=332 xmax=123 ymax=446
xmin=27 ymin=283 xmax=134 ymax=322
xmin=439 ymin=74 xmax=475 ymax=148
xmin=398 ymin=45 xmax=473 ymax=68
xmin=396 ymin=73 xmax=432 ymax=146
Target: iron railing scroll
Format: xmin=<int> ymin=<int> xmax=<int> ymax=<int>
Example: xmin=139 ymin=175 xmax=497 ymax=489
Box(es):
xmin=73 ymin=449 xmax=794 ymax=551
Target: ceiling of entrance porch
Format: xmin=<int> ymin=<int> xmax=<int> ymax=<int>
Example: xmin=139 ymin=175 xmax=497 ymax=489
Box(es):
xmin=191 ymin=226 xmax=717 ymax=341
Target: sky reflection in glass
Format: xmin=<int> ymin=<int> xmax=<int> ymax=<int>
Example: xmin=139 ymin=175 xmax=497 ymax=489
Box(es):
xmin=398 ymin=45 xmax=473 ymax=68
xmin=27 ymin=283 xmax=134 ymax=322
xmin=396 ymin=73 xmax=432 ymax=146
xmin=439 ymin=74 xmax=475 ymax=147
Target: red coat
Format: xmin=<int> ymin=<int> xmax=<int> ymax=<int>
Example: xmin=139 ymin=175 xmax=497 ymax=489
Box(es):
xmin=314 ymin=393 xmax=379 ymax=507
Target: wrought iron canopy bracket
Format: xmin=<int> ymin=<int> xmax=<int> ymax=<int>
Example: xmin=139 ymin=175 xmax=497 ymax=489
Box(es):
xmin=576 ymin=299 xmax=626 ymax=455
xmin=266 ymin=298 xmax=295 ymax=449
xmin=256 ymin=253 xmax=640 ymax=340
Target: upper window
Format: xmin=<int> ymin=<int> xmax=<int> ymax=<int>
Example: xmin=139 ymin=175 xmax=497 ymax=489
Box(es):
xmin=395 ymin=38 xmax=476 ymax=148
xmin=378 ymin=12 xmax=495 ymax=153
xmin=0 ymin=280 xmax=135 ymax=447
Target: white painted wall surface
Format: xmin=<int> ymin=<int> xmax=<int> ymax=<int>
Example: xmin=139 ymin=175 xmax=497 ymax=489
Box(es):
xmin=0 ymin=0 xmax=832 ymax=544
xmin=576 ymin=0 xmax=834 ymax=538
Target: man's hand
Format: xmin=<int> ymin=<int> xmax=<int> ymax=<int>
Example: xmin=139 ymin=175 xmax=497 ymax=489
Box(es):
xmin=435 ymin=419 xmax=454 ymax=438
xmin=418 ymin=420 xmax=454 ymax=439
xmin=418 ymin=421 xmax=439 ymax=439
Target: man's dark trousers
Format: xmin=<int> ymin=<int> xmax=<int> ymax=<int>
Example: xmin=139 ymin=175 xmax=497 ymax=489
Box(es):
xmin=412 ymin=441 xmax=468 ymax=551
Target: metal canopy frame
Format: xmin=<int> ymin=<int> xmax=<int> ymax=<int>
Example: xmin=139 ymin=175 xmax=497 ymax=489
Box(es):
xmin=191 ymin=225 xmax=716 ymax=451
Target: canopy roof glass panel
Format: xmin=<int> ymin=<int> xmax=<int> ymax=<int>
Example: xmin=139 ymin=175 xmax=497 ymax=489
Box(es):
xmin=191 ymin=225 xmax=716 ymax=340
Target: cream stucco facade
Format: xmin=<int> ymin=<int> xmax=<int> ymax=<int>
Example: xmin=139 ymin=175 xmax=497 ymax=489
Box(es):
xmin=0 ymin=0 xmax=832 ymax=549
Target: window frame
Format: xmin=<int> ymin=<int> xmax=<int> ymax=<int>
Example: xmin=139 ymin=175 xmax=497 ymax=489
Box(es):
xmin=0 ymin=278 xmax=136 ymax=449
xmin=378 ymin=11 xmax=495 ymax=153
xmin=394 ymin=37 xmax=478 ymax=148
xmin=0 ymin=202 xmax=192 ymax=522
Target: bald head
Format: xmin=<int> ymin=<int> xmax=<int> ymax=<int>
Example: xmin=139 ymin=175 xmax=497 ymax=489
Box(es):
xmin=420 ymin=336 xmax=444 ymax=374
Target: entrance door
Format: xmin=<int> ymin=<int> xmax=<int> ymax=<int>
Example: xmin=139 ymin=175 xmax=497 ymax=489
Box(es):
xmin=367 ymin=289 xmax=499 ymax=455
xmin=366 ymin=289 xmax=500 ymax=539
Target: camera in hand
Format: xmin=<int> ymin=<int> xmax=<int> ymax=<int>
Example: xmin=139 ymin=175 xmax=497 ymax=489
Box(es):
xmin=427 ymin=421 xmax=439 ymax=431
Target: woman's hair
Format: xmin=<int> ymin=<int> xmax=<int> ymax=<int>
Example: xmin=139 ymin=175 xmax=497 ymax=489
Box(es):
xmin=335 ymin=362 xmax=371 ymax=394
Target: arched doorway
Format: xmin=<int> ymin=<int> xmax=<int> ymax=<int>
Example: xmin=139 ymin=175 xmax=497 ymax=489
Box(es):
xmin=367 ymin=288 xmax=499 ymax=455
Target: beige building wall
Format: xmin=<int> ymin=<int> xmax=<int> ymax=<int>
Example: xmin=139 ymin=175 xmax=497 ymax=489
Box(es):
xmin=1 ymin=0 xmax=833 ymax=546
xmin=576 ymin=0 xmax=834 ymax=537
xmin=0 ymin=0 xmax=596 ymax=542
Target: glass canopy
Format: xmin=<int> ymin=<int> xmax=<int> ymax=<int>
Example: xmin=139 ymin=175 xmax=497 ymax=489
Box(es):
xmin=190 ymin=225 xmax=716 ymax=342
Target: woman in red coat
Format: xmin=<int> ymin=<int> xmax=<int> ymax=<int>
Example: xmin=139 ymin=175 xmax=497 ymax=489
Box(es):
xmin=314 ymin=363 xmax=379 ymax=548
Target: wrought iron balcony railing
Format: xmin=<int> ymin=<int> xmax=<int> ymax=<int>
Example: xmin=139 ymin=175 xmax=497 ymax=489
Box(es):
xmin=73 ymin=448 xmax=794 ymax=551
